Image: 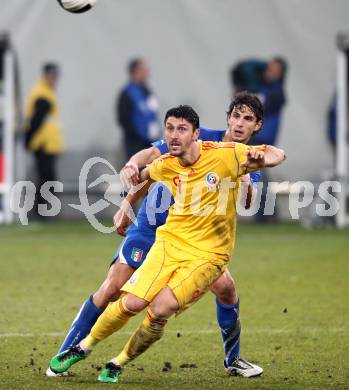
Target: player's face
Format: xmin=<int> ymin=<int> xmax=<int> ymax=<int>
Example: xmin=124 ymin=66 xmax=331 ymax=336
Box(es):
xmin=227 ymin=105 xmax=262 ymax=143
xmin=165 ymin=117 xmax=199 ymax=156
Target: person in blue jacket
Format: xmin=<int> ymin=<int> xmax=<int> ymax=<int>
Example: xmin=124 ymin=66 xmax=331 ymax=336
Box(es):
xmin=232 ymin=57 xmax=287 ymax=221
xmin=253 ymin=57 xmax=287 ymax=146
xmin=117 ymin=58 xmax=161 ymax=160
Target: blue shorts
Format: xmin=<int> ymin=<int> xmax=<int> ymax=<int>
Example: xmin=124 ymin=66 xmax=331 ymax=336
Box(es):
xmin=111 ymin=230 xmax=156 ymax=269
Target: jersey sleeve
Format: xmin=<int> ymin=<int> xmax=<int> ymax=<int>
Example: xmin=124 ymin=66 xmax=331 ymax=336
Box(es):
xmin=249 ymin=170 xmax=261 ymax=188
xmin=234 ymin=143 xmax=265 ymax=176
xmin=151 ymin=139 xmax=169 ymax=155
xmin=199 ymin=127 xmax=226 ymax=141
xmin=147 ymin=156 xmax=164 ymax=182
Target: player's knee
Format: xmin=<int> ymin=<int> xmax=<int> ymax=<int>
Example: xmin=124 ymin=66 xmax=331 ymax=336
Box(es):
xmin=94 ymin=280 xmax=122 ymax=307
xmin=216 ymin=288 xmax=237 ymax=305
xmin=124 ymin=294 xmax=148 ymax=313
xmin=151 ymin=288 xmax=179 ymax=318
xmin=211 ymin=272 xmax=238 ymax=305
xmin=150 ymin=301 xmax=178 ymax=318
xmin=103 ymin=281 xmax=122 ymax=302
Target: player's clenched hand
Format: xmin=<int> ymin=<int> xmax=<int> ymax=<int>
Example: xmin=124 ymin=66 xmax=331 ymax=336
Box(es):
xmin=120 ymin=163 xmax=139 ymax=189
xmin=241 ymin=148 xmax=265 ymax=169
xmin=113 ymin=206 xmax=131 ymax=236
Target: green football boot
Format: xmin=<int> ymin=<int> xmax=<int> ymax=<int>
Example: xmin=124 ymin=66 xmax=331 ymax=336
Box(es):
xmin=98 ymin=362 xmax=122 ymax=383
xmin=49 ymin=345 xmax=87 ymax=373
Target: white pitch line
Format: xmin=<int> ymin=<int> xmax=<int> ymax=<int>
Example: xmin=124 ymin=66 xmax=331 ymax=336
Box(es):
xmin=0 ymin=328 xmax=347 ymax=338
xmin=0 ymin=332 xmax=65 ymax=338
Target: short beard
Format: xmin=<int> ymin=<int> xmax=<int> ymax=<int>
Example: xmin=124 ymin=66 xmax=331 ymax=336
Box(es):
xmin=170 ymin=150 xmax=184 ymax=157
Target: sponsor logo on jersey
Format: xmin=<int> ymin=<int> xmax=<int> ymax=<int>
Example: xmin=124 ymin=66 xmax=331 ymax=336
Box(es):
xmin=129 ymin=274 xmax=138 ymax=285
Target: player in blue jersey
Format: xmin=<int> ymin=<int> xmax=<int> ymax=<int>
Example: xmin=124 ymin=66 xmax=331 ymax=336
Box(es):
xmin=47 ymin=92 xmax=284 ymax=378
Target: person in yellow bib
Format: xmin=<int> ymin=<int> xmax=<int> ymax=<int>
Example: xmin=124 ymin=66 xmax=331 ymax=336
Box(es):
xmin=24 ymin=63 xmax=63 ymax=217
xmin=49 ymin=105 xmax=285 ymax=383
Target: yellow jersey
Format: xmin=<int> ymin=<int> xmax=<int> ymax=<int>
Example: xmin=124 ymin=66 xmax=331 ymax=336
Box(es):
xmin=148 ymin=141 xmax=264 ymax=260
xmin=24 ymin=79 xmax=64 ymax=154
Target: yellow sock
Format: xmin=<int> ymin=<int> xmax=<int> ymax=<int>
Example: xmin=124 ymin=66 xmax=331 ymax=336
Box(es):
xmin=87 ymin=296 xmax=137 ymax=344
xmin=113 ymin=308 xmax=167 ymax=367
xmin=81 ymin=334 xmax=99 ymax=351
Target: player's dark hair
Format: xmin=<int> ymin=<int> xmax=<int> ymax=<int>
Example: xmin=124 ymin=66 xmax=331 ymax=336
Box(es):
xmin=42 ymin=62 xmax=59 ymax=75
xmin=164 ymin=105 xmax=200 ymax=130
xmin=128 ymin=58 xmax=143 ymax=76
xmin=227 ymin=91 xmax=264 ymax=123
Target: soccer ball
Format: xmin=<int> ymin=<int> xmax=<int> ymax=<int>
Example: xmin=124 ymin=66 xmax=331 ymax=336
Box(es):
xmin=57 ymin=0 xmax=97 ymax=13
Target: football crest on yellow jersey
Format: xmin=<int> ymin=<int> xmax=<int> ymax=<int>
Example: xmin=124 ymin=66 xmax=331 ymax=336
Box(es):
xmin=205 ymin=171 xmax=220 ymax=191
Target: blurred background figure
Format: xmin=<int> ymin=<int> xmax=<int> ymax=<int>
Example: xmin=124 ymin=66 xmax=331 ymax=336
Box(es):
xmin=231 ymin=58 xmax=266 ymax=94
xmin=24 ymin=62 xmax=63 ymax=218
xmin=231 ymin=56 xmax=287 ymax=146
xmin=255 ymin=57 xmax=287 ymax=146
xmin=116 ymin=58 xmax=161 ymax=161
xmin=231 ymin=56 xmax=288 ymax=222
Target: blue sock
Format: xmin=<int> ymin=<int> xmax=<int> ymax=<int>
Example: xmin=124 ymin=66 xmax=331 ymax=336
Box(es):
xmin=216 ymin=298 xmax=241 ymax=366
xmin=58 ymin=295 xmax=104 ymax=353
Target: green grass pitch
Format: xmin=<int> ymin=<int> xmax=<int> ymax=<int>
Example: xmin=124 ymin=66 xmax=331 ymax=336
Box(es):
xmin=0 ymin=221 xmax=348 ymax=389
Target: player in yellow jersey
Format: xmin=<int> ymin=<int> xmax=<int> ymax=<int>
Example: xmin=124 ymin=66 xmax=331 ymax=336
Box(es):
xmin=50 ymin=105 xmax=285 ymax=383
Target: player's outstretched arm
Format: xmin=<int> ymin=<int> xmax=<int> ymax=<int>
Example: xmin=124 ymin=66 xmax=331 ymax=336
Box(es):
xmin=241 ymin=146 xmax=285 ymax=170
xmin=241 ymin=147 xmax=266 ymax=170
xmin=120 ymin=147 xmax=161 ymax=188
xmin=114 ymin=168 xmax=153 ymax=236
xmin=264 ymin=145 xmax=286 ymax=167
